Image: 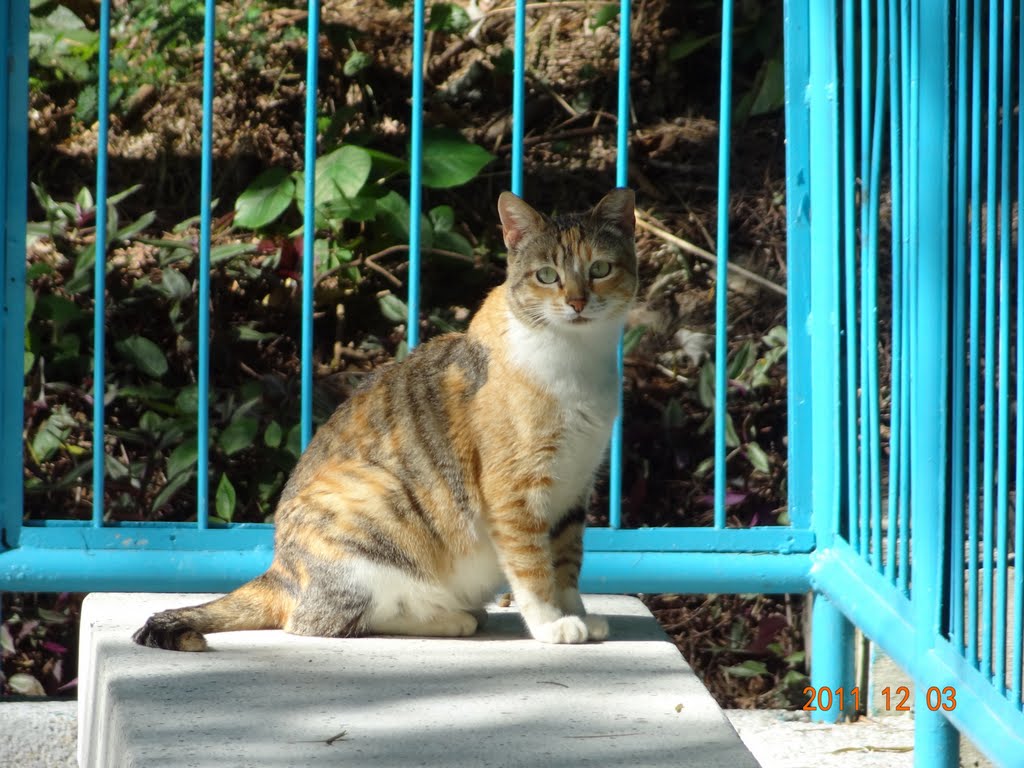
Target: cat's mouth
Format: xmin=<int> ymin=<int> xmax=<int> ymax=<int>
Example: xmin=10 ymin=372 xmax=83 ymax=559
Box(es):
xmin=569 ymin=316 xmax=592 ymax=324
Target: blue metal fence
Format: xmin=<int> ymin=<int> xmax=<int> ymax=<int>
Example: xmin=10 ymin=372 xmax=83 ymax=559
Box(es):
xmin=2 ymin=0 xmax=1024 ymax=765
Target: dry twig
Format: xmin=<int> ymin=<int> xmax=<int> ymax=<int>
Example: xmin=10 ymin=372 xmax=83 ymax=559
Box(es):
xmin=636 ymin=211 xmax=787 ymax=298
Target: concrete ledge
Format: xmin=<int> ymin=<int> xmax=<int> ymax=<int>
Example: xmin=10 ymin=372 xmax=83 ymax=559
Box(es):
xmin=79 ymin=593 xmax=758 ymax=768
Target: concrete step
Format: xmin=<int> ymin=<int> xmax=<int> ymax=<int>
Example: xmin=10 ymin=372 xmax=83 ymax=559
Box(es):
xmin=79 ymin=593 xmax=759 ymax=768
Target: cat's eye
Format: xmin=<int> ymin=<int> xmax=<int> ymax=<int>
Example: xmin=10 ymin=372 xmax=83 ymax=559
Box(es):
xmin=589 ymin=260 xmax=613 ymax=279
xmin=536 ymin=266 xmax=559 ymax=284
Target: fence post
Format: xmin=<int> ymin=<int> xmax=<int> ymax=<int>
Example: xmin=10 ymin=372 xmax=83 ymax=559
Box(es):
xmin=912 ymin=0 xmax=959 ymax=763
xmin=804 ymin=0 xmax=856 ymax=722
xmin=781 ymin=0 xmax=812 ymax=532
xmin=0 ymin=1 xmax=28 ymax=551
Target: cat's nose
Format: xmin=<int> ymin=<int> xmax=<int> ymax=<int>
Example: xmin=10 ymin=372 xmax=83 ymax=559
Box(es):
xmin=566 ymin=297 xmax=587 ymax=314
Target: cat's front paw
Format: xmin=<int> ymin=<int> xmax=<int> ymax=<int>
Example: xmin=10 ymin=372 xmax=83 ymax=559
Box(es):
xmin=583 ymin=614 xmax=609 ymax=641
xmin=533 ymin=615 xmax=589 ymax=644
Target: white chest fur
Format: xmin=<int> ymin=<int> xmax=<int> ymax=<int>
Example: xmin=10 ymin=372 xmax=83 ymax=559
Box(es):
xmin=505 ymin=312 xmax=622 ymax=512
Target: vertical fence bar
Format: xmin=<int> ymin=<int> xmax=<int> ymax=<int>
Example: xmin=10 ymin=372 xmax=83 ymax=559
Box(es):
xmin=195 ymin=0 xmax=216 ymax=528
xmin=897 ymin=0 xmax=914 ymax=597
xmin=511 ymin=0 xmax=526 ymax=197
xmin=967 ymin=0 xmax=983 ymax=668
xmin=865 ymin=0 xmax=886 ymax=573
xmin=781 ymin=0 xmax=813 ymax=532
xmin=994 ymin=0 xmax=1012 ymax=696
xmin=913 ymin=0 xmax=959 ymax=761
xmin=949 ymin=0 xmax=969 ymax=652
xmin=407 ymin=0 xmax=424 ymax=350
xmin=91 ymin=0 xmax=112 ymax=527
xmin=982 ymin=0 xmax=1000 ymax=684
xmin=1015 ymin=1 xmax=1024 ymax=704
xmin=0 ymin=1 xmax=28 ymax=548
xmin=807 ymin=0 xmax=856 ymax=723
xmin=712 ymin=0 xmax=733 ymax=529
xmin=843 ymin=0 xmax=860 ymax=557
xmin=841 ymin=0 xmax=859 ymax=552
xmin=301 ymin=0 xmax=320 ymax=439
xmin=607 ymin=0 xmax=630 ymax=531
xmin=885 ymin=0 xmax=903 ymax=586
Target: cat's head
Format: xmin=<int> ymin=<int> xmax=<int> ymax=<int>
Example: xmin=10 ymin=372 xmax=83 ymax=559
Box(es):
xmin=497 ymin=189 xmax=638 ymax=332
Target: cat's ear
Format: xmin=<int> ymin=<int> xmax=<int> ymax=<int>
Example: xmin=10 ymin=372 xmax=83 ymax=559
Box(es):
xmin=591 ymin=188 xmax=636 ymax=239
xmin=498 ymin=192 xmax=547 ymax=250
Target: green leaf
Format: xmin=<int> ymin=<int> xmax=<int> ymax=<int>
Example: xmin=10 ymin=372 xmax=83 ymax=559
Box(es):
xmin=35 ymin=295 xmax=79 ymax=326
xmin=428 ymin=205 xmax=455 ymax=232
xmin=0 ymin=624 xmax=14 ymax=654
xmin=317 ymin=145 xmax=373 ymax=201
xmin=745 ymin=442 xmax=771 ymax=473
xmin=234 ymin=168 xmax=296 ymax=230
xmin=30 ymin=409 xmax=76 ymax=464
xmin=210 ymin=243 xmax=257 ymax=265
xmin=115 ymin=210 xmax=155 ymax=242
xmin=748 ymin=57 xmax=785 ymax=117
xmin=284 ymin=424 xmax=303 ymax=459
xmin=420 ymin=128 xmax=493 ymax=188
xmin=433 ymin=230 xmax=473 ymax=258
xmin=623 ymin=325 xmax=648 ymax=355
xmin=115 ymin=335 xmax=169 ymax=378
xmin=233 ymin=324 xmax=278 ymax=342
xmin=591 ymin=4 xmax=618 ymax=29
xmin=156 ymin=267 xmax=191 ymax=301
xmin=106 ymin=185 xmax=142 ymax=207
xmin=724 ymin=413 xmax=740 ymax=448
xmin=668 ymin=32 xmax=719 ymax=62
xmin=264 ymin=420 xmax=283 ymax=448
xmin=427 ymin=3 xmax=471 ymax=33
xmin=215 ymin=473 xmax=236 ymax=523
xmin=364 ymin=148 xmax=409 ymax=178
xmin=697 ymin=362 xmax=715 ymax=409
xmin=378 ymin=293 xmax=409 ymax=323
xmin=8 ymin=673 xmax=46 ymax=696
xmin=167 ymin=438 xmax=198 ymax=480
xmin=174 ymin=385 xmax=200 ymax=415
xmin=38 ymin=607 xmax=68 ymax=624
xmin=150 ymin=470 xmax=193 ymax=513
xmin=727 ymin=340 xmax=755 ymax=380
xmin=763 ymin=325 xmax=788 ymax=349
xmin=104 ymin=453 xmax=130 ymax=481
xmin=723 ymin=660 xmax=768 ymax=678
xmin=218 ymin=416 xmax=259 ymax=456
xmin=343 ymin=50 xmax=371 ymax=77
xmin=138 ymin=410 xmax=165 ymax=434
xmin=374 ymin=190 xmax=415 ymax=245
xmin=25 ymin=285 xmax=36 ymax=327
xmin=781 ymin=669 xmax=809 ymax=688
xmin=784 ymin=651 xmax=806 ymax=666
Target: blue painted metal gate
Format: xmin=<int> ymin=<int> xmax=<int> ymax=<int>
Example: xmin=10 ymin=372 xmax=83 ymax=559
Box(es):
xmin=1 ymin=1 xmax=1023 ymax=765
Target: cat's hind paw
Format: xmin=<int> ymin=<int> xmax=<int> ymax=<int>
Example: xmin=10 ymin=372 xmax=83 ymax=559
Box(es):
xmin=532 ymin=615 xmax=589 ymax=644
xmin=583 ymin=614 xmax=609 ymax=641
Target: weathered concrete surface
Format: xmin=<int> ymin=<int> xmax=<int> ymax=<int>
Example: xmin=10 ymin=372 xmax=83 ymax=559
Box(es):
xmin=77 ymin=593 xmax=757 ymax=768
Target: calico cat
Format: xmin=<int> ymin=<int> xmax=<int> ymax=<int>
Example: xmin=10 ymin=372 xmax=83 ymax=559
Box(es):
xmin=132 ymin=188 xmax=637 ymax=651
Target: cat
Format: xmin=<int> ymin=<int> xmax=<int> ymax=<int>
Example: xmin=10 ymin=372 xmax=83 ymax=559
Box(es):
xmin=132 ymin=188 xmax=637 ymax=651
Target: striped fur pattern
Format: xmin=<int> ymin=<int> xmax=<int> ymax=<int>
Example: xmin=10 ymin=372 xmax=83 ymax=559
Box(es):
xmin=132 ymin=189 xmax=637 ymax=650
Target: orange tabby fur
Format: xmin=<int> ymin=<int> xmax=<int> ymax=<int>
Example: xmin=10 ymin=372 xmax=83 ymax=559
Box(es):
xmin=132 ymin=188 xmax=637 ymax=651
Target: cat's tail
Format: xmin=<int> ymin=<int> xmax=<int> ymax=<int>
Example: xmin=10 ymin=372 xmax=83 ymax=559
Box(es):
xmin=131 ymin=570 xmax=293 ymax=652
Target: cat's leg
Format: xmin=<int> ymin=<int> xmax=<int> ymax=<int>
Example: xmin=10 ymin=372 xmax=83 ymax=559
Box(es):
xmin=368 ymin=610 xmax=480 ymax=638
xmin=490 ymin=499 xmax=593 ymax=644
xmin=550 ymin=504 xmax=608 ymax=641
